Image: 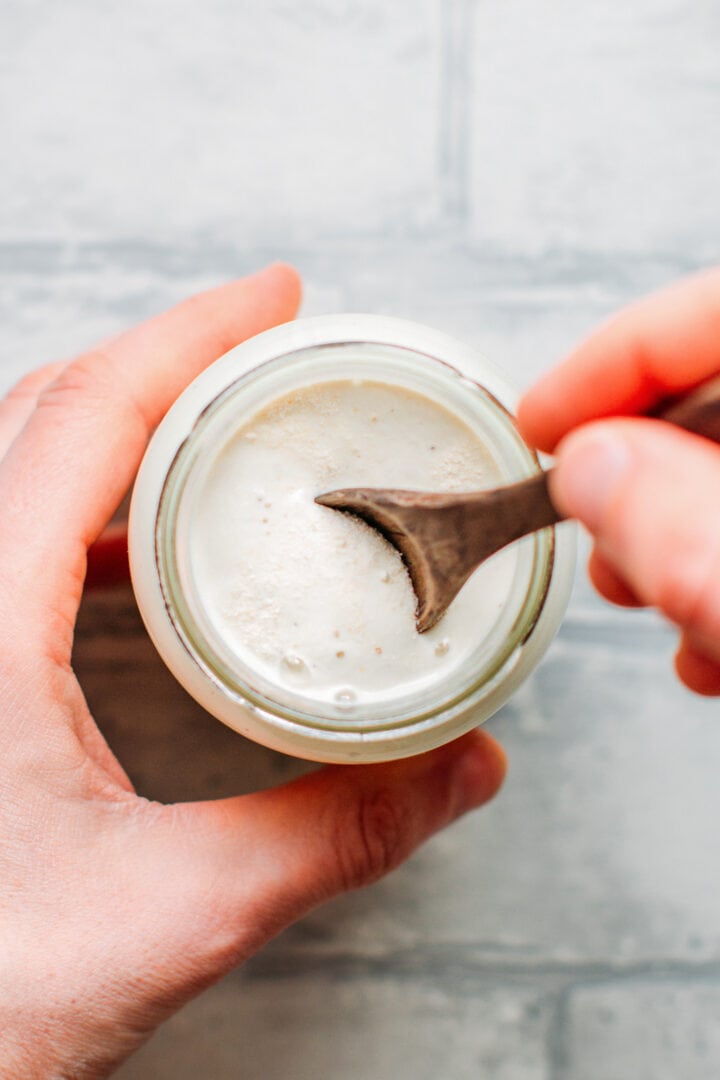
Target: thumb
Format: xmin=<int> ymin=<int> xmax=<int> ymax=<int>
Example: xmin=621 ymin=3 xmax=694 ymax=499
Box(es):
xmin=180 ymin=730 xmax=506 ymax=962
xmin=551 ymin=418 xmax=720 ymax=659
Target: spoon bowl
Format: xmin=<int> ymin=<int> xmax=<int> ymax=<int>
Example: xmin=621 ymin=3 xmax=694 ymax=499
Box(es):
xmin=317 ymin=377 xmax=720 ymax=632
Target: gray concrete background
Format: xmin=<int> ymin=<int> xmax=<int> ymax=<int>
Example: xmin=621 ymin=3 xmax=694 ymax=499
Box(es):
xmin=3 ymin=2 xmax=720 ymax=1077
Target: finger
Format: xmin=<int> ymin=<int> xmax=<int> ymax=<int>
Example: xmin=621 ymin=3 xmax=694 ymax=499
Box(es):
xmin=518 ymin=267 xmax=720 ymax=452
xmin=0 ymin=360 xmax=67 ymax=458
xmin=550 ymin=418 xmax=720 ymax=656
xmin=675 ymin=636 xmax=720 ymax=696
xmin=587 ymin=547 xmax=644 ymax=608
xmin=0 ymin=264 xmax=301 ymax=645
xmin=182 ymin=730 xmax=506 ymax=949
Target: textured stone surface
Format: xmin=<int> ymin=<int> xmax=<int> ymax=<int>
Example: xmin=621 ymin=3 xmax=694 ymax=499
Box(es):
xmin=558 ymin=980 xmax=720 ymax=1080
xmin=117 ymin=973 xmax=552 ymax=1080
xmin=469 ymin=0 xmax=720 ymax=259
xmin=2 ymin=0 xmax=720 ymax=1077
xmin=1 ymin=1 xmax=442 ymax=244
xmin=0 ymin=242 xmax=690 ymax=391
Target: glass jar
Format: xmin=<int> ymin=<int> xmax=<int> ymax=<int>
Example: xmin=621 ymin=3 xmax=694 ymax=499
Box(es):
xmin=129 ymin=314 xmax=575 ymax=763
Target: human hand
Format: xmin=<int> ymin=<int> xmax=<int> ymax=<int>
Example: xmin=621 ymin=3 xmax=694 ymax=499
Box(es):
xmin=0 ymin=265 xmax=506 ymax=1079
xmin=518 ymin=268 xmax=720 ymax=696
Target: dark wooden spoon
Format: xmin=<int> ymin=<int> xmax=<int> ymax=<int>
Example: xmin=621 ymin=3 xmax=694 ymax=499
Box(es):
xmin=316 ymin=377 xmax=720 ymax=632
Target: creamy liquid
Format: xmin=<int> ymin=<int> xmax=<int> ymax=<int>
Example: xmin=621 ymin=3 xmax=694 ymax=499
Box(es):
xmin=189 ymin=380 xmax=517 ymax=711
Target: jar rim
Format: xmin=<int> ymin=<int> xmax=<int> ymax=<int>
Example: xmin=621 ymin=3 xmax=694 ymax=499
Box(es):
xmin=129 ymin=313 xmax=575 ymax=762
xmin=154 ymin=338 xmax=555 ymax=736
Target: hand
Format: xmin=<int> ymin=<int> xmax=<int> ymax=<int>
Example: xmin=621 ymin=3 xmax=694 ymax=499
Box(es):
xmin=0 ymin=265 xmax=506 ymax=1079
xmin=518 ymin=268 xmax=720 ymax=696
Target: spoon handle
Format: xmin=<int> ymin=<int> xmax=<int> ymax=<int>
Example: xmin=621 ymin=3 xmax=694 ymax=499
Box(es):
xmin=652 ymin=373 xmax=720 ymax=442
xmin=518 ymin=373 xmax=720 ymax=540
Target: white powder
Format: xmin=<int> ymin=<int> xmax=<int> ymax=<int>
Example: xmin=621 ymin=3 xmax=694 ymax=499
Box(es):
xmin=189 ymin=380 xmax=517 ymax=711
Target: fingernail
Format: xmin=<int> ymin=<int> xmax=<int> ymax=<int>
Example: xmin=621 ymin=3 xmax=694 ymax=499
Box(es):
xmin=553 ymin=427 xmax=632 ymax=532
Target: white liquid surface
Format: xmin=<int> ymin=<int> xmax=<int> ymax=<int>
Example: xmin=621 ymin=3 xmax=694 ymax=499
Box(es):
xmin=189 ymin=380 xmax=517 ymax=711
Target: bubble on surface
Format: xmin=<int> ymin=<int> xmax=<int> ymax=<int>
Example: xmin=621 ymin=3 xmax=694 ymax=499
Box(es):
xmin=282 ymin=653 xmax=305 ymax=674
xmin=434 ymin=638 xmax=450 ymax=657
xmin=334 ymin=688 xmax=357 ymax=710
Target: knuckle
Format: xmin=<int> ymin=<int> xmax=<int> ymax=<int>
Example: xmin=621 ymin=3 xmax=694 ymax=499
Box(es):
xmin=333 ymin=786 xmax=409 ymax=891
xmin=34 ymin=350 xmax=150 ymax=440
xmin=3 ymin=368 xmax=54 ymax=406
xmin=36 ymin=351 xmax=111 ymax=410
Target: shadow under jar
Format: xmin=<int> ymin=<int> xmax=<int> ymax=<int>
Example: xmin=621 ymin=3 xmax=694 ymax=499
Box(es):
xmin=129 ymin=315 xmax=575 ymax=763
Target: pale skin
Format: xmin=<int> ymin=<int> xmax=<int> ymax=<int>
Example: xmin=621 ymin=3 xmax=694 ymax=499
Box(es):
xmin=0 ymin=264 xmax=507 ymax=1079
xmin=3 ymin=264 xmax=717 ymax=1078
xmin=518 ymin=266 xmax=720 ymax=697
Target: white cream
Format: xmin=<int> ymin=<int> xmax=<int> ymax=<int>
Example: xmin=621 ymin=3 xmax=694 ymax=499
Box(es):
xmin=188 ymin=379 xmax=517 ymax=713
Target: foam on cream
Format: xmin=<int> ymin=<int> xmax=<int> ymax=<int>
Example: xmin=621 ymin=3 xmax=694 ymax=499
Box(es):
xmin=188 ymin=379 xmax=517 ymax=711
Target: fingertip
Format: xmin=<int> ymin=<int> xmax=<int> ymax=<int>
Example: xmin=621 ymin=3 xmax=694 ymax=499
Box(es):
xmin=675 ymin=639 xmax=720 ymax=696
xmin=516 ymin=391 xmax=561 ymax=454
xmin=449 ymin=729 xmax=508 ymax=813
xmin=587 ymin=547 xmax=644 ymax=608
xmin=253 ymin=262 xmax=303 ymax=318
xmin=550 ymin=420 xmax=638 ymax=533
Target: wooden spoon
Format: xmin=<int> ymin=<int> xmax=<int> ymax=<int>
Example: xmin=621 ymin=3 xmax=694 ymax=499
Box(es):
xmin=316 ymin=377 xmax=720 ymax=633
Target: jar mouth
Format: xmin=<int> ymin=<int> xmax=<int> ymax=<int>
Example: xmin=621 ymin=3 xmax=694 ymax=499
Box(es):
xmin=155 ymin=340 xmax=554 ymax=736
